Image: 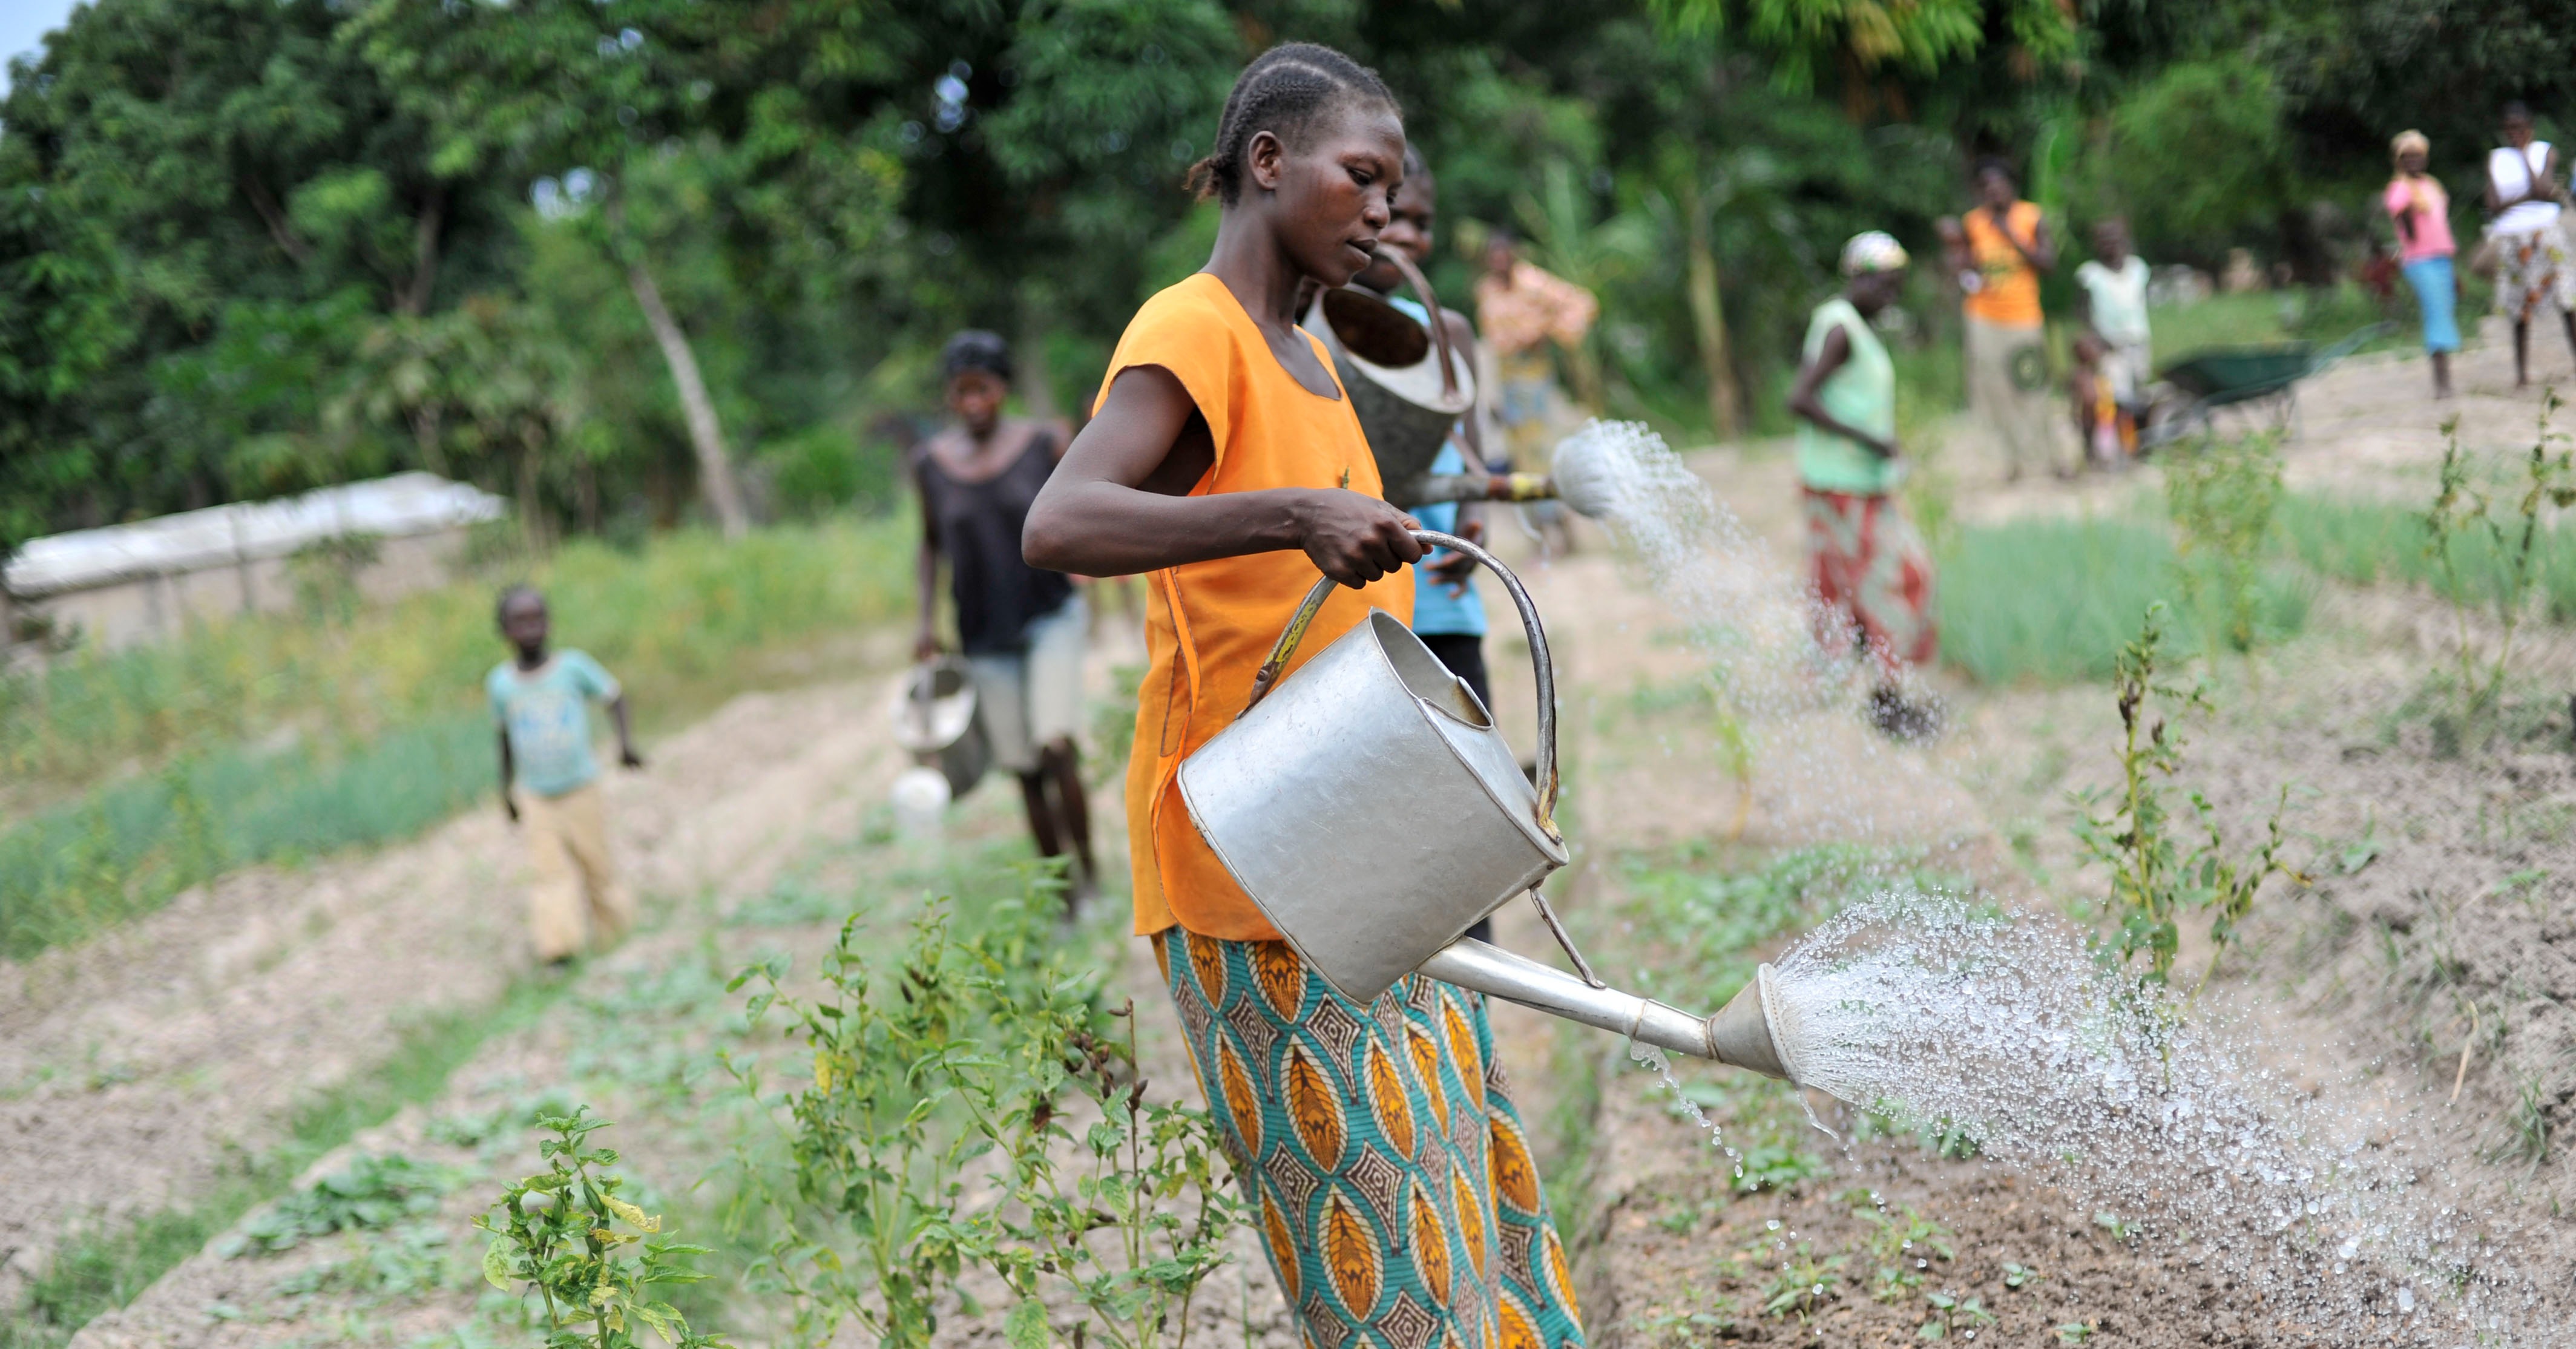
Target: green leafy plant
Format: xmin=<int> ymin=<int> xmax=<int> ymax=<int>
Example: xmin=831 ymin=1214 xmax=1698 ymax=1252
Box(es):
xmin=1856 ymin=1206 xmax=1953 ymax=1303
xmin=726 ymin=904 xmax=1027 ymax=1349
xmin=2057 ymin=1322 xmax=2095 ymax=1344
xmin=2092 ymin=1211 xmax=2136 ymax=1242
xmin=221 ymin=1154 xmax=460 ymax=1255
xmin=1630 ymin=1279 xmax=1741 ymax=1348
xmin=1730 ymin=1141 xmax=1828 ymax=1194
xmin=1756 ymin=1241 xmax=1845 ymax=1323
xmin=2425 ymin=402 xmax=2576 ymax=740
xmin=729 ymin=885 xmax=1238 ymax=1349
xmin=475 ymin=1108 xmax=728 ymax=1349
xmin=2001 ymin=1261 xmax=2041 ymax=1290
xmin=981 ymin=1002 xmax=1242 ymax=1349
xmin=2165 ymin=432 xmax=2287 ymax=653
xmin=1916 ymin=1290 xmax=1994 ymax=1339
xmin=2071 ymin=604 xmax=2302 ymax=997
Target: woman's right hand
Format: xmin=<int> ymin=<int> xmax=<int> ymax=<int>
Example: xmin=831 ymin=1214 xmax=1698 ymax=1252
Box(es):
xmin=914 ymin=630 xmax=942 ymax=663
xmin=1290 ymin=489 xmax=1424 ymax=588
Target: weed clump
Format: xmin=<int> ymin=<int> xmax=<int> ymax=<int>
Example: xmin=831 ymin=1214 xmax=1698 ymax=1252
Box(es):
xmin=2069 ymin=603 xmax=2301 ymax=996
xmin=478 ymin=1108 xmax=729 ymax=1349
xmin=725 ymin=879 xmax=1239 ymax=1349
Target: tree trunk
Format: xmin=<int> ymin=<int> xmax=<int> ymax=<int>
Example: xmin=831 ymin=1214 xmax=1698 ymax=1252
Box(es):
xmin=1017 ymin=287 xmax=1061 ymax=424
xmin=625 ymin=260 xmax=749 ymax=539
xmin=409 ymin=404 xmax=448 ymax=476
xmin=1683 ymin=202 xmax=1741 ymax=438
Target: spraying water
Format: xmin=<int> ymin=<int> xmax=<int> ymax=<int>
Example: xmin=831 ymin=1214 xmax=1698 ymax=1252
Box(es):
xmin=1551 ymin=421 xmax=1969 ymax=847
xmin=1753 ymin=894 xmax=2539 ymax=1339
xmin=1556 ymin=424 xmax=2548 ymax=1338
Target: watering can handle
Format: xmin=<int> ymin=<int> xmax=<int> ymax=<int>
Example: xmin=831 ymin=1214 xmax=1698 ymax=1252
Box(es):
xmin=1381 ymin=249 xmax=1460 ymax=401
xmin=1240 ymin=530 xmax=1560 ymax=842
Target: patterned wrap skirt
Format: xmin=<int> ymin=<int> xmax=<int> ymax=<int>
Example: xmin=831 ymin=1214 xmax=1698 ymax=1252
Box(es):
xmin=1803 ymin=488 xmax=1937 ymax=683
xmin=1156 ymin=928 xmax=1587 ymax=1349
xmin=2493 ymin=228 xmax=2576 ymax=323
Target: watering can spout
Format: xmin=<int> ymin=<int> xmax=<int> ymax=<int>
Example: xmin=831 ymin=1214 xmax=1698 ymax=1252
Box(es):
xmin=1416 ymin=939 xmax=1798 ymax=1084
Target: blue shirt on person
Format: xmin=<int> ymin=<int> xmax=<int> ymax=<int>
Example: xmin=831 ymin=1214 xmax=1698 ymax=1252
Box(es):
xmin=1384 ymin=296 xmax=1488 ymax=638
xmin=487 ymin=651 xmax=621 ymax=799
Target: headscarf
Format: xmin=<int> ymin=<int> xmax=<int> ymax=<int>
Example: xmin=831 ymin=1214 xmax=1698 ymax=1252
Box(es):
xmin=2391 ymin=130 xmax=2430 ymax=167
xmin=1841 ymin=231 xmax=1910 ymax=277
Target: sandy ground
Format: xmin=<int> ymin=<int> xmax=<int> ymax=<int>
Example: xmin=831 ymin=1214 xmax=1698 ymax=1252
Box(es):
xmin=12 ymin=312 xmax=2576 ymax=1348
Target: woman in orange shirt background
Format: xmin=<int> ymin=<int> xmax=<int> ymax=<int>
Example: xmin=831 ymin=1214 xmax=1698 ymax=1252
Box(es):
xmin=1023 ymin=41 xmax=1590 ymax=1349
xmin=1939 ymin=157 xmax=2068 ymax=481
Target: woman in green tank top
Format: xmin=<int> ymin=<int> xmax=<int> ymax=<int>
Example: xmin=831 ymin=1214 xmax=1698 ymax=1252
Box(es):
xmin=1786 ymin=232 xmax=1940 ymax=739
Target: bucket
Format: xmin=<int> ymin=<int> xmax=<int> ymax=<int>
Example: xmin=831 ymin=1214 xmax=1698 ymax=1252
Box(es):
xmin=890 ymin=657 xmax=989 ymax=799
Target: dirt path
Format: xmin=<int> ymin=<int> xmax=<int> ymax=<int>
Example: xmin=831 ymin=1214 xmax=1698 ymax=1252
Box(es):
xmin=0 ymin=628 xmax=908 ymax=1298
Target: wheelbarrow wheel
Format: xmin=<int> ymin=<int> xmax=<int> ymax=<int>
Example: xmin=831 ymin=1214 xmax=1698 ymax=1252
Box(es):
xmin=2138 ymin=392 xmax=2210 ymax=455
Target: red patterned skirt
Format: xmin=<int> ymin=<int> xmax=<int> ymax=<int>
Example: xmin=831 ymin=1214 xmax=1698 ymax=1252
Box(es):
xmin=1804 ymin=488 xmax=1937 ymax=682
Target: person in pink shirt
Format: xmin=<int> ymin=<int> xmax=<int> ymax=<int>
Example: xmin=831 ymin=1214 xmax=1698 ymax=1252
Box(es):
xmin=2385 ymin=130 xmax=2459 ymax=399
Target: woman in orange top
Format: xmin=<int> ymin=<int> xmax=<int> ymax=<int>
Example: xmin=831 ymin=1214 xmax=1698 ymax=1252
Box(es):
xmin=1939 ymin=157 xmax=2067 ymax=481
xmin=1024 ymin=42 xmax=1589 ymax=1349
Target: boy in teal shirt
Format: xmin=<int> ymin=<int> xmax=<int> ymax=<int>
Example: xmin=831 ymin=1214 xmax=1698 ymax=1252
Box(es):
xmin=490 ymin=586 xmax=643 ymax=961
xmin=1786 ymin=232 xmax=1939 ymax=739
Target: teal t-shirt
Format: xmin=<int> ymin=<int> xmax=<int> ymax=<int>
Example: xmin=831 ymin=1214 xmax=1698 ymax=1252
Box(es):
xmin=1384 ymin=295 xmax=1488 ymax=638
xmin=1795 ymin=297 xmax=1896 ymax=495
xmin=487 ymin=650 xmax=620 ymax=799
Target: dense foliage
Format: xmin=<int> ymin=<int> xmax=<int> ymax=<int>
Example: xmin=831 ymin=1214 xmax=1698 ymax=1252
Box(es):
xmin=5 ymin=0 xmax=2569 ymax=553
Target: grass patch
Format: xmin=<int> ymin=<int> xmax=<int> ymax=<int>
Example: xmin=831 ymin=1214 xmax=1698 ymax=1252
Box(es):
xmin=0 ymin=516 xmax=911 ymax=795
xmin=1936 ymin=513 xmax=2312 ymax=685
xmin=0 ymin=515 xmax=911 ymax=960
xmin=0 ymin=714 xmax=491 ymax=959
xmin=1937 ymin=517 xmax=2180 ymax=684
xmin=2146 ymin=284 xmax=2409 ymax=367
xmin=0 ymin=973 xmax=570 ymax=1349
xmin=2273 ymin=492 xmax=2576 ymax=621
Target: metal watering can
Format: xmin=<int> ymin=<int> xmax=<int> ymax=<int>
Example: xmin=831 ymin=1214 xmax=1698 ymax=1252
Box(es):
xmin=1301 ymin=253 xmax=1495 ymax=509
xmin=1177 ymin=530 xmax=1798 ymax=1081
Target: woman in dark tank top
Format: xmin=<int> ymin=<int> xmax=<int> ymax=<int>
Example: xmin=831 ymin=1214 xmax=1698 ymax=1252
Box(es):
xmin=910 ymin=331 xmax=1096 ymax=904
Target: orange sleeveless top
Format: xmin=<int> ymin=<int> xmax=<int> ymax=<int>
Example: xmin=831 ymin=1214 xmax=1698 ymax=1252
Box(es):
xmin=1963 ymin=201 xmax=2045 ymax=327
xmin=1099 ymin=273 xmax=1414 ymax=939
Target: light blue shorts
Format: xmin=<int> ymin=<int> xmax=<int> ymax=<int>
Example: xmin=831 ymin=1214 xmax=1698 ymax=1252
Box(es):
xmin=2405 ymin=255 xmax=2460 ymax=354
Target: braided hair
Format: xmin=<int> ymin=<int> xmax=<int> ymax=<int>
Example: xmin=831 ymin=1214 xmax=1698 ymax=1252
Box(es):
xmin=1186 ymin=43 xmax=1399 ymax=205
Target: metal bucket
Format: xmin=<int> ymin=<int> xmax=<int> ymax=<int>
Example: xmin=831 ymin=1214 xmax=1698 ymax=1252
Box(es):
xmin=890 ymin=657 xmax=989 ymax=799
xmin=1178 ymin=531 xmax=1799 ymax=1083
xmin=1303 ymin=252 xmax=1478 ymax=505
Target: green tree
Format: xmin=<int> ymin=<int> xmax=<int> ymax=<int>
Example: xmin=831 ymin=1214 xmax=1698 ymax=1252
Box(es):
xmin=0 ymin=0 xmax=522 ymax=539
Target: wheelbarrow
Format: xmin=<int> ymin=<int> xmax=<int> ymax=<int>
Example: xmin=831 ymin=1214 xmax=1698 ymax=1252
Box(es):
xmin=2139 ymin=321 xmax=2391 ymax=450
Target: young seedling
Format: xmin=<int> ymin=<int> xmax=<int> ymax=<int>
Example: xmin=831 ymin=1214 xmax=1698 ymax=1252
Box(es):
xmin=1855 ymin=1206 xmax=1953 ymax=1303
xmin=2093 ymin=1211 xmax=2137 ymax=1243
xmin=1917 ymin=1290 xmax=1995 ymax=1340
xmin=2001 ymin=1261 xmax=2041 ymax=1290
xmin=2055 ymin=1322 xmax=2095 ymax=1344
xmin=1758 ymin=1242 xmax=1846 ymax=1324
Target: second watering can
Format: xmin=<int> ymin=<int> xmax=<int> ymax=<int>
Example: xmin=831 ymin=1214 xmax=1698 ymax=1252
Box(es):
xmin=1177 ymin=531 xmax=1801 ymax=1082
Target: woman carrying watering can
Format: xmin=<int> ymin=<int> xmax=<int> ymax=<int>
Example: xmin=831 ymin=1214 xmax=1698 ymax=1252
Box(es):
xmin=1024 ymin=44 xmax=1589 ymax=1349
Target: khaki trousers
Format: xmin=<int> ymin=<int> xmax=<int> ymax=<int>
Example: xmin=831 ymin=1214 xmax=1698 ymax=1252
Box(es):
xmin=518 ymin=782 xmax=634 ymax=960
xmin=1965 ymin=315 xmax=2069 ymax=478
